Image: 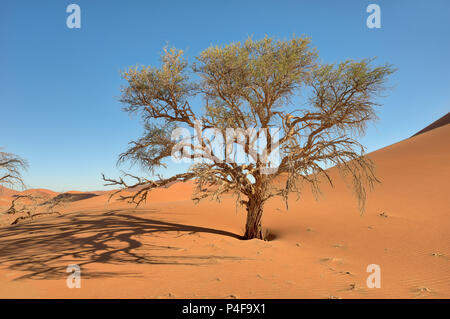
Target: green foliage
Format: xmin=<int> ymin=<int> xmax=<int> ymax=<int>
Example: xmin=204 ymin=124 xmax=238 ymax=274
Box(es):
xmin=309 ymin=59 xmax=395 ymax=135
xmin=194 ymin=36 xmax=317 ymax=128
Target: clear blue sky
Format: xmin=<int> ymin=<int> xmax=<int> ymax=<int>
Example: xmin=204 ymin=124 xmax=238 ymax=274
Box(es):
xmin=1 ymin=0 xmax=449 ymax=191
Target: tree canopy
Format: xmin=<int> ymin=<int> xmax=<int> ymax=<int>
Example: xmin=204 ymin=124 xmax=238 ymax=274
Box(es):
xmin=104 ymin=36 xmax=394 ymax=239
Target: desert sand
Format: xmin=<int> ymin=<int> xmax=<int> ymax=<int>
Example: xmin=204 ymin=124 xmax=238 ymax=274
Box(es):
xmin=0 ymin=121 xmax=449 ymax=299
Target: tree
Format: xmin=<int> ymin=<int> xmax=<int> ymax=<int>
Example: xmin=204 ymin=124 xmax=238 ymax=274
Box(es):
xmin=104 ymin=36 xmax=394 ymax=240
xmin=0 ymin=149 xmax=27 ymax=190
xmin=4 ymin=193 xmax=63 ymax=225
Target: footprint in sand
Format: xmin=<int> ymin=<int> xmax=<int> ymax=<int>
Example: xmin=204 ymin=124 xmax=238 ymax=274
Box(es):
xmin=320 ymin=257 xmax=344 ymax=264
xmin=431 ymin=252 xmax=448 ymax=260
xmin=410 ymin=287 xmax=435 ymax=297
xmin=328 ymin=267 xmax=351 ymax=275
xmin=337 ymin=283 xmax=366 ymax=293
xmin=156 ymin=292 xmax=176 ymax=298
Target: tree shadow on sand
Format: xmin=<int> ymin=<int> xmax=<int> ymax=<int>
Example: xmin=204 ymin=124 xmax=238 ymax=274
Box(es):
xmin=0 ymin=209 xmax=244 ymax=281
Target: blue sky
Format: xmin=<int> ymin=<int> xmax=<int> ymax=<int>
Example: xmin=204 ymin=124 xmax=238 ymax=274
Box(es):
xmin=1 ymin=0 xmax=449 ymax=191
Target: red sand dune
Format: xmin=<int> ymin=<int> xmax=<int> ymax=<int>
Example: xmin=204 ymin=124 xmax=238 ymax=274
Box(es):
xmin=412 ymin=112 xmax=450 ymax=137
xmin=0 ymin=120 xmax=448 ymax=298
xmin=0 ymin=188 xmax=58 ymax=209
xmin=19 ymin=188 xmax=59 ymax=198
xmin=0 ymin=186 xmax=20 ymax=198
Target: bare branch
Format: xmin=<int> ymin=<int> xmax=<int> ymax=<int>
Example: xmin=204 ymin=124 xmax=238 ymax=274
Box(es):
xmin=0 ymin=149 xmax=28 ymax=190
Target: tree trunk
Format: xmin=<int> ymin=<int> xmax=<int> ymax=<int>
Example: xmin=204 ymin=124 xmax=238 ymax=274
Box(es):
xmin=244 ymin=197 xmax=265 ymax=240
